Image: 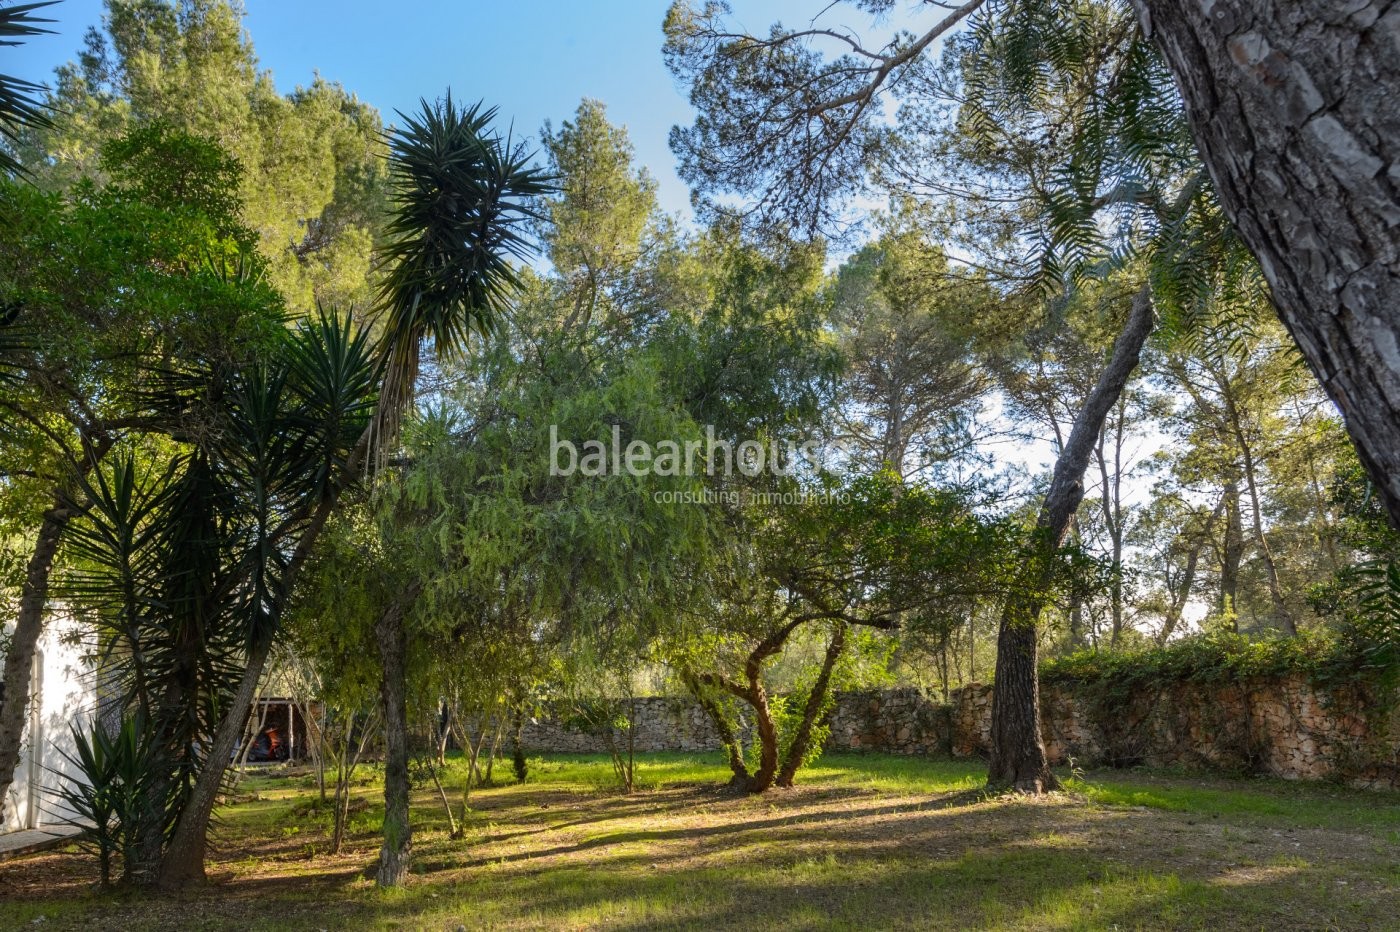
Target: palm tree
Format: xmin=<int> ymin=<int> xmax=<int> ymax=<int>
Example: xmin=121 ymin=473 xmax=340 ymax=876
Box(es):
xmin=371 ymin=93 xmax=551 ymax=461
xmin=0 ymin=1 xmax=57 ymax=176
xmin=369 ymin=92 xmax=550 ymax=887
xmin=155 ymin=93 xmax=550 ymax=890
xmin=64 ymin=311 xmax=380 ymax=884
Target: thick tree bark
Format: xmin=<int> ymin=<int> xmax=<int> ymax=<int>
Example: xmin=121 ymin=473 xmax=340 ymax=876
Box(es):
xmin=374 ymin=586 xmax=420 ymax=888
xmin=776 ymin=622 xmax=846 ymax=788
xmin=0 ymin=499 xmax=73 ymax=826
xmin=988 ymin=284 xmax=1156 ymax=792
xmin=154 ymin=635 xmax=273 ymax=889
xmin=1134 ymin=0 xmax=1400 ymax=525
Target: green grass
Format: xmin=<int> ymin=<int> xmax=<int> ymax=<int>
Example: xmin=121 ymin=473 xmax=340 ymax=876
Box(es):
xmin=1068 ymin=767 xmax=1400 ymax=834
xmin=505 ymin=751 xmax=989 ymax=796
xmin=3 ymin=752 xmax=1397 ymax=931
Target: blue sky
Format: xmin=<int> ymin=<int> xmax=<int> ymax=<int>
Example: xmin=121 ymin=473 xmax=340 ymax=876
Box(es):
xmin=8 ymin=0 xmax=827 ymax=220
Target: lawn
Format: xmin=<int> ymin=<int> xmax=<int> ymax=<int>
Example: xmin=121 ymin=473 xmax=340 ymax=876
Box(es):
xmin=1 ymin=753 xmax=1397 ymax=930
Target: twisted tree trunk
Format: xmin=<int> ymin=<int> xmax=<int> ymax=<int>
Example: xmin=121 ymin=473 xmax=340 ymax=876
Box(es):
xmin=1134 ymin=0 xmax=1400 ymax=525
xmin=684 ymin=672 xmax=749 ymax=787
xmin=988 ymin=285 xmax=1156 ymax=792
xmin=776 ymin=622 xmax=846 ymax=788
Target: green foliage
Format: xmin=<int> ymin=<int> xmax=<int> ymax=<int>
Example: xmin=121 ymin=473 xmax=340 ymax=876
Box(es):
xmin=828 ymin=208 xmax=1001 ymax=478
xmin=1041 ymin=628 xmax=1394 ymax=693
xmin=1350 ymin=560 xmax=1400 ymax=669
xmin=52 ymin=714 xmax=174 ymax=886
xmin=538 ymin=98 xmax=660 ymax=328
xmin=19 ymin=0 xmax=388 ymax=310
xmin=99 ymin=120 xmax=246 ymax=242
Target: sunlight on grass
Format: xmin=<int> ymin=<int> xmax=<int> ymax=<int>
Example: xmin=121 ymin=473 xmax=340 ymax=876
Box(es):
xmin=4 ymin=752 xmax=1398 ymax=931
xmin=1068 ymin=771 xmax=1400 ymax=834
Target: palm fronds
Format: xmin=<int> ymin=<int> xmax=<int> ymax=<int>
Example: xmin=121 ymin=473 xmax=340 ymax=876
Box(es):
xmin=55 ymin=310 xmax=378 ymax=881
xmin=372 ymin=92 xmax=553 ymax=461
xmin=0 ymin=1 xmax=58 ymax=176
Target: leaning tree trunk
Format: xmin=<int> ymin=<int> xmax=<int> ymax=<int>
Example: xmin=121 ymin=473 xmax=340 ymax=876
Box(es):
xmin=1134 ymin=0 xmax=1400 ymax=525
xmin=154 ymin=634 xmax=272 ymax=889
xmin=988 ymin=285 xmax=1156 ymax=792
xmin=374 ymin=587 xmax=420 ymax=888
xmin=157 ymin=492 xmax=342 ymax=889
xmin=0 ymin=497 xmax=74 ymax=826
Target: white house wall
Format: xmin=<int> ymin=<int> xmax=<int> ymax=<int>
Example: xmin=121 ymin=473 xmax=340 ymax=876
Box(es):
xmin=2 ymin=614 xmax=95 ymax=833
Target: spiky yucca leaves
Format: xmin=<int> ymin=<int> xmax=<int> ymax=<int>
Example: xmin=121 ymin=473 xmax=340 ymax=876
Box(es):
xmin=58 ymin=311 xmax=377 ymax=884
xmin=51 ymin=714 xmax=171 ymax=888
xmin=0 ymin=1 xmax=56 ymax=176
xmin=372 ymin=94 xmax=552 ymax=461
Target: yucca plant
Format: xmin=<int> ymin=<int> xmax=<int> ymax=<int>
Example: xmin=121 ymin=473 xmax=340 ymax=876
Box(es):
xmin=59 ymin=311 xmax=379 ymax=886
xmin=50 ymin=714 xmax=170 ymax=887
xmin=371 ymin=93 xmax=553 ymax=461
xmin=0 ymin=0 xmax=57 ymax=176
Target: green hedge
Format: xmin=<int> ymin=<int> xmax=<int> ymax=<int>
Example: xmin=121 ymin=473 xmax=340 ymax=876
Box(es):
xmin=1040 ymin=630 xmax=1396 ymax=693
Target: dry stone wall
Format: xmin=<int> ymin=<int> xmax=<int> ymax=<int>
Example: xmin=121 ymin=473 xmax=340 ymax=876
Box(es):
xmin=518 ymin=672 xmax=1398 ymax=788
xmin=517 ymin=697 xmax=727 ymax=754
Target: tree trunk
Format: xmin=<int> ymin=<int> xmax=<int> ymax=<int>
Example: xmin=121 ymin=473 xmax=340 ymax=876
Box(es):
xmin=988 ymin=284 xmax=1156 ymax=792
xmin=747 ymin=685 xmax=780 ymax=794
xmin=1242 ymin=456 xmax=1295 ymax=635
xmin=155 ymin=634 xmax=273 ymax=889
xmin=1221 ymin=379 xmax=1296 ymax=634
xmin=157 ymin=490 xmax=342 ymax=889
xmin=333 ymin=708 xmax=375 ymax=855
xmin=436 ymin=702 xmax=453 ymax=768
xmin=1160 ymin=496 xmax=1224 ymax=643
xmin=1133 ymin=0 xmax=1400 ymax=526
xmin=988 ymin=612 xmax=1051 ymax=791
xmin=510 ymin=708 xmax=527 ymax=783
xmin=776 ymin=622 xmax=846 ymax=788
xmin=684 ymin=672 xmax=749 ymax=786
xmin=0 ymin=499 xmax=71 ymax=826
xmin=374 ymin=587 xmax=419 ymax=888
xmin=1219 ymin=481 xmax=1244 ymax=625
xmin=1065 ymin=514 xmax=1087 ymax=648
